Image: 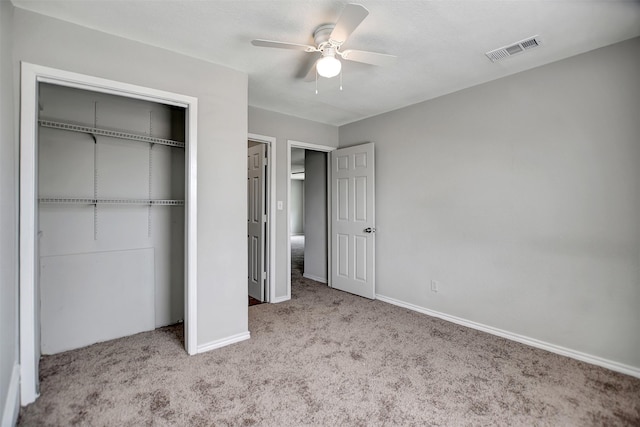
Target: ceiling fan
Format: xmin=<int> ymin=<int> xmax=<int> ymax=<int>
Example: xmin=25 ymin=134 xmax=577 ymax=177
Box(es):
xmin=251 ymin=3 xmax=396 ymax=80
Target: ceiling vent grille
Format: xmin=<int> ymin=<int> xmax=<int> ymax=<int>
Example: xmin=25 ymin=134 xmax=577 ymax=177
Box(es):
xmin=485 ymin=36 xmax=541 ymax=62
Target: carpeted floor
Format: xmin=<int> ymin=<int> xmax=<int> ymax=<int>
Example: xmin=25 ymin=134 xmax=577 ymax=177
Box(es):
xmin=291 ymin=234 xmax=304 ymax=276
xmin=18 ymin=236 xmax=640 ymax=425
xmin=248 ymin=296 xmax=263 ymax=306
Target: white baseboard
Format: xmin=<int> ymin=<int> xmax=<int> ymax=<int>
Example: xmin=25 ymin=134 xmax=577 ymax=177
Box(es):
xmin=376 ymin=294 xmax=640 ymax=379
xmin=303 ymin=273 xmax=327 ymax=284
xmin=271 ymin=296 xmax=290 ymax=304
xmin=197 ymin=331 xmax=250 ymax=354
xmin=2 ymin=364 xmax=20 ymax=427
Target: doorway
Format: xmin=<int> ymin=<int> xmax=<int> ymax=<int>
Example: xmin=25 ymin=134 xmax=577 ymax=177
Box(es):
xmin=289 ymin=147 xmax=306 ymax=284
xmin=287 ymin=140 xmax=377 ymax=302
xmin=247 ymin=134 xmax=276 ymax=304
xmin=287 ymin=140 xmax=335 ymax=297
xmin=289 ymin=147 xmax=329 ymax=285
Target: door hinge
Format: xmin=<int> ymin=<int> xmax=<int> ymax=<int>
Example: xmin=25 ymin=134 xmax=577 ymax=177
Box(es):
xmin=262 ymin=214 xmax=267 ymax=223
xmin=262 ymin=271 xmax=267 ymax=282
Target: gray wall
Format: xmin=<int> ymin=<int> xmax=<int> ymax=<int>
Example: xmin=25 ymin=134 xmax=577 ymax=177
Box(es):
xmin=339 ymin=37 xmax=640 ymax=369
xmin=0 ymin=0 xmax=19 ymax=424
xmin=290 ymin=179 xmax=304 ymax=235
xmin=248 ymin=107 xmax=338 ymax=300
xmin=304 ymin=151 xmax=327 ymax=282
xmin=12 ymin=7 xmax=248 ymax=350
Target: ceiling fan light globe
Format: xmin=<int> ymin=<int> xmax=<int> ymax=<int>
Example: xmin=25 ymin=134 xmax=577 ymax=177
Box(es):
xmin=317 ymin=56 xmax=341 ymax=78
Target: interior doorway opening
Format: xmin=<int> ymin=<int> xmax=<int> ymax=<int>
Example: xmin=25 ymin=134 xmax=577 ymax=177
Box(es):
xmin=288 ymin=143 xmax=332 ymax=294
xmin=287 ymin=140 xmax=376 ymax=302
xmin=247 ymin=135 xmax=275 ymax=305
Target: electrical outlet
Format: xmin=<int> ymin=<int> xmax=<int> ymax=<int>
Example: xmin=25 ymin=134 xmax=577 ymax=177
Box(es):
xmin=430 ymin=280 xmax=439 ymax=293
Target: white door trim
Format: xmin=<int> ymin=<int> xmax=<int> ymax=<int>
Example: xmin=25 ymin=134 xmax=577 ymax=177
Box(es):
xmin=19 ymin=62 xmax=199 ymax=405
xmin=248 ymin=133 xmax=276 ymax=303
xmin=286 ymin=140 xmax=336 ymax=301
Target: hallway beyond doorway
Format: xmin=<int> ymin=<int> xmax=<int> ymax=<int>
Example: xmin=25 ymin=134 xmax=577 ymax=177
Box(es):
xmin=291 ymin=235 xmax=304 ymax=277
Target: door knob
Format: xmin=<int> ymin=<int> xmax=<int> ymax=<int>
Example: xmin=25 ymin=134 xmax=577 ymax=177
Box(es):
xmin=364 ymin=227 xmax=376 ymax=233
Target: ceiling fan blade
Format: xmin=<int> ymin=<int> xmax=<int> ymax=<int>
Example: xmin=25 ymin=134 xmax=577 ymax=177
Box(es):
xmin=340 ymin=49 xmax=397 ymax=66
xmin=251 ymin=39 xmax=318 ymax=52
xmin=296 ymin=52 xmax=321 ymax=79
xmin=329 ymin=3 xmax=369 ymax=45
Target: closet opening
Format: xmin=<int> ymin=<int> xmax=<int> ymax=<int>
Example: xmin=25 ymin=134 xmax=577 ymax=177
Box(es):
xmin=20 ymin=63 xmax=198 ymax=405
xmin=37 ymin=82 xmax=186 ymax=354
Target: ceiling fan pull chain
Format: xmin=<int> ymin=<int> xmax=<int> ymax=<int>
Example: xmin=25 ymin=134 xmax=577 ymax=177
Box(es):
xmin=340 ymin=69 xmax=343 ymax=91
xmin=315 ymin=69 xmax=319 ymax=95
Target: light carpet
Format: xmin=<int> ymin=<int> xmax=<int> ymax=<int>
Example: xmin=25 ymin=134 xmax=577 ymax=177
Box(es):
xmin=18 ymin=237 xmax=640 ymax=425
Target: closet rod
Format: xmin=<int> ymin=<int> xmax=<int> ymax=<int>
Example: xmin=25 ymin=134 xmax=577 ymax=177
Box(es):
xmin=39 ymin=120 xmax=185 ymax=148
xmin=39 ymin=198 xmax=184 ymax=206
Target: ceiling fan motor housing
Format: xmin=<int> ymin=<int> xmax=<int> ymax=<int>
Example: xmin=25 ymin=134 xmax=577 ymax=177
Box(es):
xmin=313 ymin=24 xmax=336 ymax=47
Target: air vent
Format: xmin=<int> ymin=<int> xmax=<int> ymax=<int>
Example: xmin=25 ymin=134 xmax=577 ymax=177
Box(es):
xmin=485 ymin=36 xmax=542 ymax=62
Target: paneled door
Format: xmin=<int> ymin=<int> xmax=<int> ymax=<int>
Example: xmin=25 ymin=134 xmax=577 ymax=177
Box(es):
xmin=331 ymin=143 xmax=375 ymax=299
xmin=248 ymin=143 xmax=266 ymax=301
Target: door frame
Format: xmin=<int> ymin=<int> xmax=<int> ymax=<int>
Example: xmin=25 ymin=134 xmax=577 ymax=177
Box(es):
xmin=248 ymin=133 xmax=276 ymax=302
xmin=19 ymin=63 xmax=199 ymax=405
xmin=286 ymin=140 xmax=336 ymax=300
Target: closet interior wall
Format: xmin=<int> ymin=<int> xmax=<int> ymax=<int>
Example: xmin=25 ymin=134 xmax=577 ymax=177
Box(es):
xmin=38 ymin=83 xmax=185 ymax=354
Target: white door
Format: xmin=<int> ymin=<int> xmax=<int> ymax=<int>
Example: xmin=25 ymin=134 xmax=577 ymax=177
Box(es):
xmin=331 ymin=143 xmax=375 ymax=299
xmin=248 ymin=143 xmax=266 ymax=301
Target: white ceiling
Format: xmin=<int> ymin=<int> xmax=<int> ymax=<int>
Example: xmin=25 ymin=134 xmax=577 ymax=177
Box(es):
xmin=12 ymin=0 xmax=640 ymax=126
